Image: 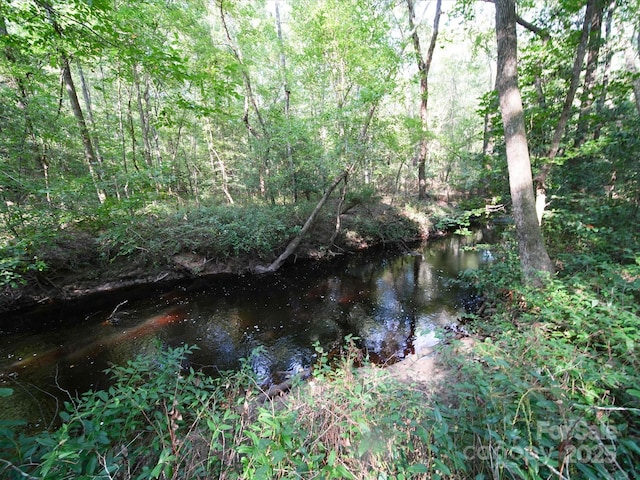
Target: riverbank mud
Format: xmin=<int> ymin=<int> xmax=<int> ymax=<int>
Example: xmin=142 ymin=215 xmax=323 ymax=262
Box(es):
xmin=1 ymin=200 xmax=443 ymax=319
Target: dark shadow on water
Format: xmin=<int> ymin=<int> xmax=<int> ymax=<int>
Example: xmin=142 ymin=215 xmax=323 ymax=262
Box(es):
xmin=0 ymin=229 xmax=498 ymax=428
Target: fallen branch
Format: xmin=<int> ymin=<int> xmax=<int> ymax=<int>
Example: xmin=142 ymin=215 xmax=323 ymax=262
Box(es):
xmin=108 ymin=300 xmax=128 ymax=320
xmin=255 ymin=167 xmax=353 ymax=274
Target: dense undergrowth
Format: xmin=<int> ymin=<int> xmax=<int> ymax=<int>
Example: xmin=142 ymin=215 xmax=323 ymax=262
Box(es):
xmin=0 ymin=194 xmax=435 ymax=298
xmin=1 ymin=194 xmax=639 ymax=479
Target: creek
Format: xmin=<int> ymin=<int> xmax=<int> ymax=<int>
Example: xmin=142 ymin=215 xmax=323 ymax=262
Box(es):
xmin=0 ymin=230 xmax=495 ymax=428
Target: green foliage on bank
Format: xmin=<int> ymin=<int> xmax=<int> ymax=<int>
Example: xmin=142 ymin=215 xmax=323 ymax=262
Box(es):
xmin=0 ymin=194 xmax=427 ymax=293
xmin=0 ymin=201 xmax=309 ymax=288
xmin=0 ymin=342 xmax=448 ymax=479
xmin=2 ymin=194 xmax=638 ymax=479
xmin=450 ymin=195 xmax=640 ymax=479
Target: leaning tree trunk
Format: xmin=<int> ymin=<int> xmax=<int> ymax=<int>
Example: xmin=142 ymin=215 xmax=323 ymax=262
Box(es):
xmin=42 ymin=1 xmax=105 ymax=203
xmin=256 ymin=96 xmax=382 ymax=274
xmin=61 ymin=58 xmax=106 ymax=204
xmin=495 ymin=0 xmax=554 ymax=286
xmin=536 ymin=0 xmax=596 ymax=222
xmin=255 ymin=168 xmax=352 ymax=274
xmin=406 ymin=0 xmax=442 ymax=201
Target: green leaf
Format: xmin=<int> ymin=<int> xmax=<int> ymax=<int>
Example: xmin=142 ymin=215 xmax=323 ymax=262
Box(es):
xmin=408 ymin=463 xmax=429 ymax=473
xmin=626 ymin=389 xmax=640 ymax=399
xmin=0 ymin=388 xmax=14 ymax=397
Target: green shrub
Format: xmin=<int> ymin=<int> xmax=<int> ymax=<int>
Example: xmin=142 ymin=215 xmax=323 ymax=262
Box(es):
xmin=0 ymin=240 xmax=48 ymax=289
xmin=450 ymin=198 xmax=640 ymax=479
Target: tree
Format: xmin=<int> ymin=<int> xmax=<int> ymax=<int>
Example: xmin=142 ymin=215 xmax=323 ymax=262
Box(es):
xmin=494 ymin=0 xmax=554 ymax=285
xmin=406 ymin=0 xmax=442 ymax=201
xmin=41 ymin=1 xmax=106 ymax=203
xmin=574 ymin=0 xmax=609 ymax=148
xmin=530 ymin=0 xmax=597 ymax=222
xmin=626 ymin=24 xmax=640 ymax=116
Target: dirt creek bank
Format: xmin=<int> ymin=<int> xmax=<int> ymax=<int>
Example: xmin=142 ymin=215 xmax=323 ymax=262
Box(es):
xmin=1 ymin=201 xmax=441 ymax=318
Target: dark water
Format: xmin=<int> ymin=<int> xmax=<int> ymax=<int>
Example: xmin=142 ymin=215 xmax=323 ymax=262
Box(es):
xmin=0 ymin=231 xmax=495 ymax=428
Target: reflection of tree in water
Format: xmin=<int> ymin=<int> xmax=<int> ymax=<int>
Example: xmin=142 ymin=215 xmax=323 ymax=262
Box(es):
xmin=0 ymin=235 xmax=492 ymax=424
xmin=344 ymin=243 xmax=479 ymax=363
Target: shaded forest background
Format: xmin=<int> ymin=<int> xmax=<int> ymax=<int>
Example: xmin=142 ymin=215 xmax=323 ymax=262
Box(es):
xmin=2 ymin=2 xmax=640 ymax=479
xmin=1 ymin=0 xmax=639 ymax=289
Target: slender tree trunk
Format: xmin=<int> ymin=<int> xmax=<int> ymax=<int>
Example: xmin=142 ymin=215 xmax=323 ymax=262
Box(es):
xmin=406 ymin=0 xmax=442 ymax=201
xmin=482 ymin=54 xmax=497 ymax=158
xmin=276 ymin=2 xmax=297 ymax=203
xmin=77 ymin=62 xmax=104 ymax=165
xmin=626 ymin=29 xmax=640 ymax=116
xmin=219 ymin=0 xmax=270 ymax=201
xmin=481 ymin=56 xmax=498 ymax=196
xmin=133 ymin=64 xmax=153 ymax=167
xmin=147 ymin=80 xmax=163 ymax=167
xmin=127 ymin=93 xmax=140 ymax=173
xmin=219 ymin=1 xmax=266 ymax=135
xmin=116 ymin=74 xmax=128 ymax=177
xmin=41 ymin=1 xmax=105 ymax=203
xmin=329 ymin=176 xmax=348 ymax=245
xmin=594 ymin=5 xmax=615 ymax=140
xmin=495 ymin=0 xmax=554 ymax=286
xmin=575 ymin=0 xmax=607 ymax=148
xmin=170 ymin=122 xmax=184 ymax=167
xmin=61 ymin=58 xmax=106 ymax=203
xmin=536 ymin=0 xmax=596 ymax=220
xmin=205 ymin=117 xmax=234 ymax=204
xmin=189 ymin=122 xmax=200 ymax=206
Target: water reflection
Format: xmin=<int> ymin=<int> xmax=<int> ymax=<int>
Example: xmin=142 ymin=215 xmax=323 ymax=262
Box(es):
xmin=0 ymin=232 xmax=494 ymax=425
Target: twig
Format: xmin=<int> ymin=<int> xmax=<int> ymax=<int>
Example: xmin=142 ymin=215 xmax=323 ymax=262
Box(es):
xmin=584 ymin=405 xmax=640 ymax=413
xmin=255 ymin=369 xmax=311 ymax=404
xmin=108 ymin=300 xmax=128 ymax=320
xmin=0 ymin=458 xmax=37 ymax=479
xmin=525 ymin=448 xmax=570 ymax=480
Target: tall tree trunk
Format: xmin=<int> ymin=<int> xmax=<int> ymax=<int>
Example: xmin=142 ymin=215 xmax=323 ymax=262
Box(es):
xmin=276 ymin=2 xmax=297 ymax=203
xmin=133 ymin=64 xmax=153 ymax=167
xmin=594 ymin=5 xmax=615 ymax=140
xmin=575 ymin=0 xmax=607 ymax=148
xmin=406 ymin=0 xmax=442 ymax=201
xmin=545 ymin=0 xmax=595 ymax=153
xmin=495 ymin=0 xmax=554 ymax=286
xmin=536 ymin=0 xmax=596 ymax=221
xmin=219 ymin=0 xmax=270 ymax=201
xmin=127 ymin=93 xmax=140 ymax=173
xmin=205 ymin=117 xmax=234 ymax=204
xmin=41 ymin=1 xmax=105 ymax=203
xmin=626 ymin=28 xmax=640 ymax=116
xmin=61 ymin=58 xmax=106 ymax=203
xmin=116 ymin=73 xmax=128 ymax=178
xmin=482 ymin=55 xmax=497 ymax=158
xmin=77 ymin=62 xmax=104 ymax=164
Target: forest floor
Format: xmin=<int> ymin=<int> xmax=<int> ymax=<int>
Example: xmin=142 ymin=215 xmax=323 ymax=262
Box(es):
xmin=384 ymin=336 xmax=476 ymax=387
